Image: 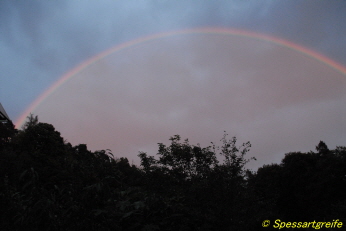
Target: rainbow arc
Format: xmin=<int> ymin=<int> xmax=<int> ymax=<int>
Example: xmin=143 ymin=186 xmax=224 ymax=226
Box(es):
xmin=15 ymin=27 xmax=346 ymax=128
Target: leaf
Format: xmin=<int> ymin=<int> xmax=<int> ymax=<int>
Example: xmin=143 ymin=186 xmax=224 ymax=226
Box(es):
xmin=134 ymin=201 xmax=145 ymax=210
xmin=122 ymin=211 xmax=134 ymax=218
xmin=93 ymin=209 xmax=107 ymax=216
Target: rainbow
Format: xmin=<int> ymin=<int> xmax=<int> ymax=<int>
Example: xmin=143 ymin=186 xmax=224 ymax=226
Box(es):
xmin=15 ymin=27 xmax=346 ymax=128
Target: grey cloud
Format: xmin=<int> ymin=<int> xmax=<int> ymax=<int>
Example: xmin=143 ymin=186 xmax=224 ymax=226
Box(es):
xmin=33 ymin=34 xmax=346 ymax=168
xmin=1 ymin=0 xmax=345 ymax=169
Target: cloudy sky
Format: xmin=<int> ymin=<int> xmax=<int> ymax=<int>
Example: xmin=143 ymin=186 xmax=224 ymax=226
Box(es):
xmin=1 ymin=0 xmax=346 ymax=169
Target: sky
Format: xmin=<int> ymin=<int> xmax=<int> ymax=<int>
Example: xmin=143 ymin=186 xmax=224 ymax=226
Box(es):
xmin=1 ymin=0 xmax=346 ymax=169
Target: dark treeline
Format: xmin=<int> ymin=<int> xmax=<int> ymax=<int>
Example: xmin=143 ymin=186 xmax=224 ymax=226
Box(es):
xmin=1 ymin=115 xmax=345 ymax=230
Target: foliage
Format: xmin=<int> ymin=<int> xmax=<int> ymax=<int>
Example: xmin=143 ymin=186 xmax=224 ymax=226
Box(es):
xmin=137 ymin=132 xmax=256 ymax=230
xmin=1 ymin=114 xmax=345 ymax=230
xmin=0 ymin=119 xmax=17 ymax=150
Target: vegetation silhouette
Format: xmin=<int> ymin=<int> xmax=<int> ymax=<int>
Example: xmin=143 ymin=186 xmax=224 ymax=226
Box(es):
xmin=0 ymin=115 xmax=345 ymax=230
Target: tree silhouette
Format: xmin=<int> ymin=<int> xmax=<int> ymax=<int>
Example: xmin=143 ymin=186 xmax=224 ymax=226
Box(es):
xmin=1 ymin=115 xmax=345 ymax=230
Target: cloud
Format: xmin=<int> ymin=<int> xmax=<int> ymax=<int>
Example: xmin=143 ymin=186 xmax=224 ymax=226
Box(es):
xmin=1 ymin=1 xmax=345 ymax=170
xmin=33 ymin=33 xmax=346 ymax=169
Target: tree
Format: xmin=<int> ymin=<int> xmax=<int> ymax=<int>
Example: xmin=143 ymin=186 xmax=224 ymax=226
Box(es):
xmin=0 ymin=119 xmax=16 ymax=150
xmin=316 ymin=140 xmax=330 ymax=156
xmin=21 ymin=113 xmax=38 ymax=130
xmin=4 ymin=113 xmax=346 ymax=230
xmin=247 ymin=163 xmax=283 ymax=223
xmin=218 ymin=132 xmax=254 ymax=178
xmin=137 ymin=133 xmax=255 ymax=230
xmin=139 ymin=134 xmax=219 ymax=182
xmin=15 ymin=122 xmax=65 ymax=157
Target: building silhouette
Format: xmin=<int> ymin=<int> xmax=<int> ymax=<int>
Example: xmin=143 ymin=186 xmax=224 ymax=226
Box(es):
xmin=0 ymin=103 xmax=11 ymax=123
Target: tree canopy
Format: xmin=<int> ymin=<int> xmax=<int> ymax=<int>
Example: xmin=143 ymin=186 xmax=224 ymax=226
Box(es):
xmin=0 ymin=115 xmax=345 ymax=230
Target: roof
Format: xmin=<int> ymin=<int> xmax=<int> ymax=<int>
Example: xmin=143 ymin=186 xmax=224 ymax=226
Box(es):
xmin=0 ymin=103 xmax=10 ymax=122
